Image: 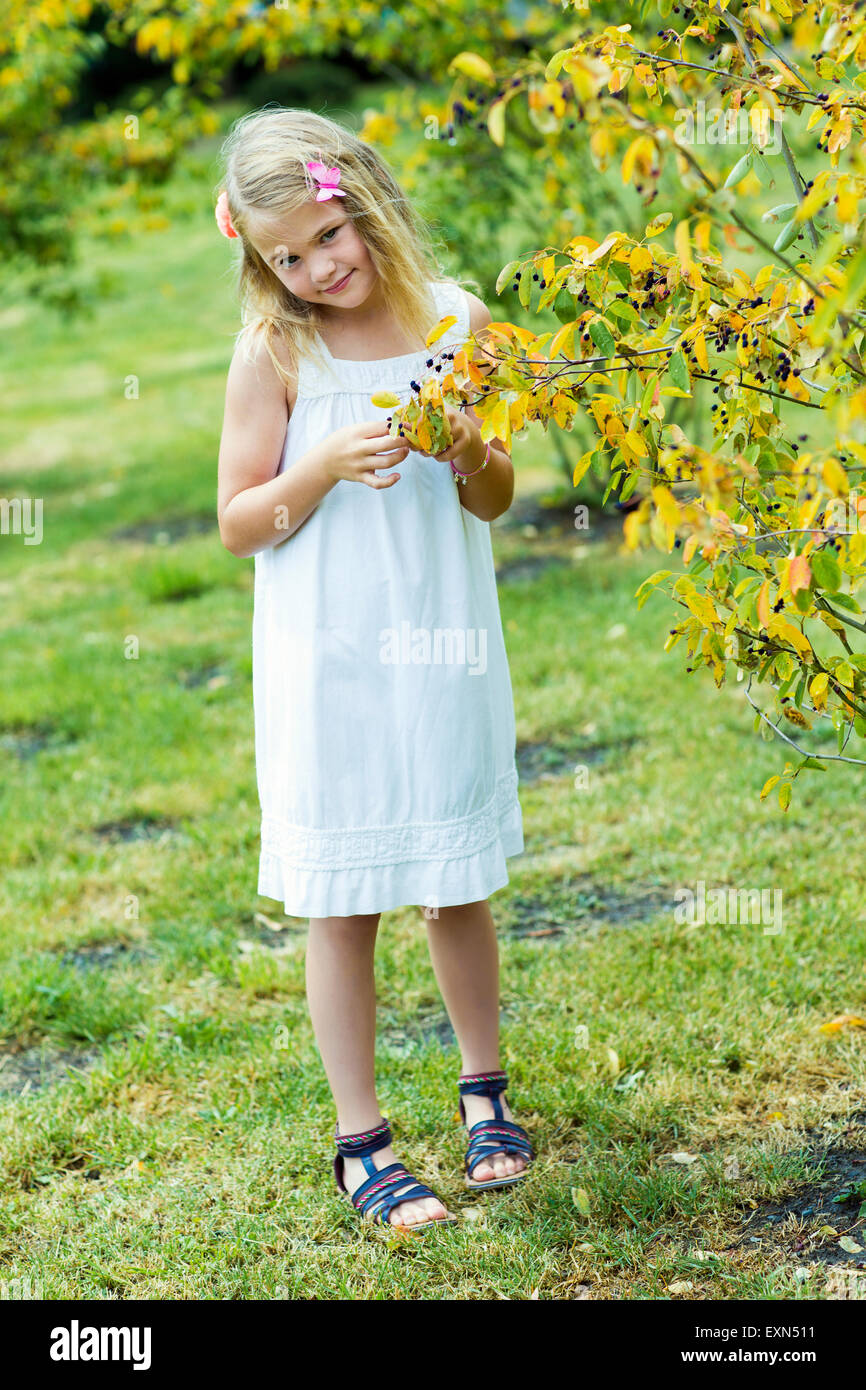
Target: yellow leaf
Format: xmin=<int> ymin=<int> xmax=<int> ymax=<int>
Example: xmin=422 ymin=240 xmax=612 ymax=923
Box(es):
xmin=621 ymin=137 xmax=642 ymax=185
xmin=624 ymin=510 xmax=642 ymax=550
xmin=823 ymin=456 xmax=849 ymax=496
xmin=682 ymin=534 xmax=699 ymax=565
xmin=549 ymin=321 xmax=577 ymax=358
xmin=651 ymin=484 xmax=679 ymax=529
xmin=645 ymin=212 xmax=672 ymax=237
xmin=788 ymin=553 xmax=812 ymax=595
xmin=425 ymin=315 xmax=457 ymax=348
xmin=487 ymin=396 xmax=511 ymax=447
xmin=693 ymin=332 xmax=708 ymax=373
xmin=674 ymin=219 xmax=694 ymax=271
xmin=573 ymin=449 xmax=595 ymax=487
xmin=757 ymin=580 xmax=771 ymax=630
xmin=488 ymin=100 xmax=506 ymax=147
xmin=630 ymin=246 xmax=652 ymax=276
xmin=810 ymin=672 xmax=829 ymax=708
xmin=819 ymin=1014 xmax=866 ymax=1034
xmin=448 ymin=52 xmax=496 ymax=85
xmin=768 ymin=617 xmax=812 ymax=656
xmin=624 ymin=429 xmax=648 ymax=457
xmin=795 ymin=181 xmax=827 ymax=221
xmin=371 ymin=392 xmax=400 ymax=408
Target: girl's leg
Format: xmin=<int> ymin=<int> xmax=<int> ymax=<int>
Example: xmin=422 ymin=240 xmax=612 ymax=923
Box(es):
xmin=306 ymin=912 xmax=447 ymax=1225
xmin=424 ymin=899 xmax=527 ymax=1184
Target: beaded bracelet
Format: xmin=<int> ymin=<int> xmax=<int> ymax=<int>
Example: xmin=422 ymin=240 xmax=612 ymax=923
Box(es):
xmin=451 ymin=438 xmax=491 ymax=485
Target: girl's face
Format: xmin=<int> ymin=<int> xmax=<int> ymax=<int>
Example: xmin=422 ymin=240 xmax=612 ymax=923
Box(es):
xmin=250 ymin=200 xmax=379 ymax=312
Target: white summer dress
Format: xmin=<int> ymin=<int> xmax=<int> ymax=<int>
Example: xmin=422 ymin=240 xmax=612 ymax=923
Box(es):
xmin=252 ymin=278 xmax=524 ymax=918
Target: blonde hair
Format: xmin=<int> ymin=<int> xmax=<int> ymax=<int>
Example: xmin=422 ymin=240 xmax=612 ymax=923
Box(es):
xmin=215 ymin=106 xmax=478 ymax=384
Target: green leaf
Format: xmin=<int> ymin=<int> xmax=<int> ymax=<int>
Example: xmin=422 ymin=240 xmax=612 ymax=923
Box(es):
xmin=773 ymin=219 xmax=800 ymax=253
xmin=495 ymin=259 xmax=521 ymax=296
xmin=723 ymin=150 xmax=753 ymax=188
xmin=602 ymin=471 xmax=621 ymax=506
xmin=668 ymin=349 xmax=690 ymax=392
xmin=552 ymin=292 xmax=574 ymax=323
xmin=827 ymin=591 xmax=860 ymax=612
xmin=589 ymin=317 xmax=617 ymax=358
xmin=793 ymin=586 xmax=813 ymax=614
xmin=620 ymin=470 xmax=640 ymax=502
xmin=762 ymin=203 xmax=798 ymax=223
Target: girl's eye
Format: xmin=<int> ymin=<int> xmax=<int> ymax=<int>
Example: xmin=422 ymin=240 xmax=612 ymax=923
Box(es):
xmin=277 ymin=225 xmax=340 ymax=269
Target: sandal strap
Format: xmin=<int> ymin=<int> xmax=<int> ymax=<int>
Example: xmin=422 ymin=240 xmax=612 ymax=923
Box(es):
xmin=465 ymin=1119 xmax=533 ymax=1177
xmin=350 ymin=1163 xmax=438 ymax=1223
xmin=458 ymin=1070 xmax=508 ymax=1098
xmin=334 ymin=1117 xmax=391 ymax=1159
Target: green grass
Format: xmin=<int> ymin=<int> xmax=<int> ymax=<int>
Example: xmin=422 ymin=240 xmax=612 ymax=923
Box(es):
xmin=0 ymin=112 xmax=864 ymax=1304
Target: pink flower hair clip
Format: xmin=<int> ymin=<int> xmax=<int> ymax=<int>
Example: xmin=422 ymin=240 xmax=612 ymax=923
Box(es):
xmin=306 ymin=161 xmax=346 ymax=201
xmin=215 ymin=190 xmax=238 ymax=239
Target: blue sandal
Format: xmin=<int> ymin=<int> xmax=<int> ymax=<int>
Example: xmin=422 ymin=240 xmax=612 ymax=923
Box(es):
xmin=458 ymin=1070 xmax=534 ymax=1190
xmin=333 ymin=1117 xmax=457 ymax=1230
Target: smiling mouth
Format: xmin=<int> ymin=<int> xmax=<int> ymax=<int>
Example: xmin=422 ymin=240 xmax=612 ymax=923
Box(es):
xmin=323 ymin=270 xmax=353 ymax=294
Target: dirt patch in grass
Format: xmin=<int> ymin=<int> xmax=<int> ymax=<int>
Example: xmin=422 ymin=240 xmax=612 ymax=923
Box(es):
xmin=92 ymin=814 xmax=178 ymax=844
xmin=503 ymin=876 xmax=678 ymax=938
xmin=111 ymin=512 xmax=216 ymax=544
xmin=379 ymin=1007 xmax=515 ymax=1058
xmin=500 ymin=495 xmax=631 ymax=539
xmin=250 ymin=911 xmax=306 ymax=942
xmin=733 ymin=1130 xmax=866 ymax=1274
xmin=176 ymin=663 xmax=231 ymax=690
xmin=0 ymin=1042 xmax=100 ymax=1098
xmin=495 ymin=553 xmax=573 ymax=585
xmin=517 ymin=734 xmax=639 ymax=784
xmin=0 ymin=721 xmax=79 ymax=761
xmin=56 ymin=939 xmax=156 ymax=971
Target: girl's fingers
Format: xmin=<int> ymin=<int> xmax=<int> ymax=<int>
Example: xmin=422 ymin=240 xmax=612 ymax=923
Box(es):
xmin=374 ymin=444 xmax=410 ymax=458
xmin=361 ymin=470 xmax=400 ymax=488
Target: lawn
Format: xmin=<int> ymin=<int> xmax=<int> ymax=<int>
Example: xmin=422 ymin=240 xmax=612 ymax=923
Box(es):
xmin=0 ymin=112 xmax=864 ymax=1303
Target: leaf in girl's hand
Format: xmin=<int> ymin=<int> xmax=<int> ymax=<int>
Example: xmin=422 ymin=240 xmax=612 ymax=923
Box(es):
xmin=425 ymin=315 xmax=457 ymax=347
xmin=371 ymin=391 xmax=400 ymax=408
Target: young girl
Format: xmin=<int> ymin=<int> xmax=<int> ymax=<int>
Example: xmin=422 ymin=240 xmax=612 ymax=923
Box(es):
xmin=215 ymin=108 xmax=533 ymax=1230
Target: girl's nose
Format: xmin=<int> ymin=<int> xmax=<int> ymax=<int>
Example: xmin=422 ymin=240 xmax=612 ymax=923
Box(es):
xmin=312 ymin=257 xmax=337 ymax=287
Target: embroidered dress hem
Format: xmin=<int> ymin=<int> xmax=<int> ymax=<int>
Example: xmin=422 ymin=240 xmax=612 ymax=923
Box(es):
xmin=259 ymin=777 xmax=524 ymax=918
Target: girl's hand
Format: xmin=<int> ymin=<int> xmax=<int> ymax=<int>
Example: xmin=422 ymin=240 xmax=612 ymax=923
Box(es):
xmin=405 ymin=407 xmax=485 ymax=470
xmin=319 ymin=420 xmax=410 ymax=489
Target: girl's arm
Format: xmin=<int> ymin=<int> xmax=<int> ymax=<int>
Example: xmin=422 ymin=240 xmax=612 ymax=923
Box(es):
xmin=217 ymin=333 xmax=336 ymax=558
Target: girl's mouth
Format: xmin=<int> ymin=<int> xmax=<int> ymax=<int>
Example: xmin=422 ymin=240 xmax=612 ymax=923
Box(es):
xmin=323 ymin=270 xmax=353 ymax=294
